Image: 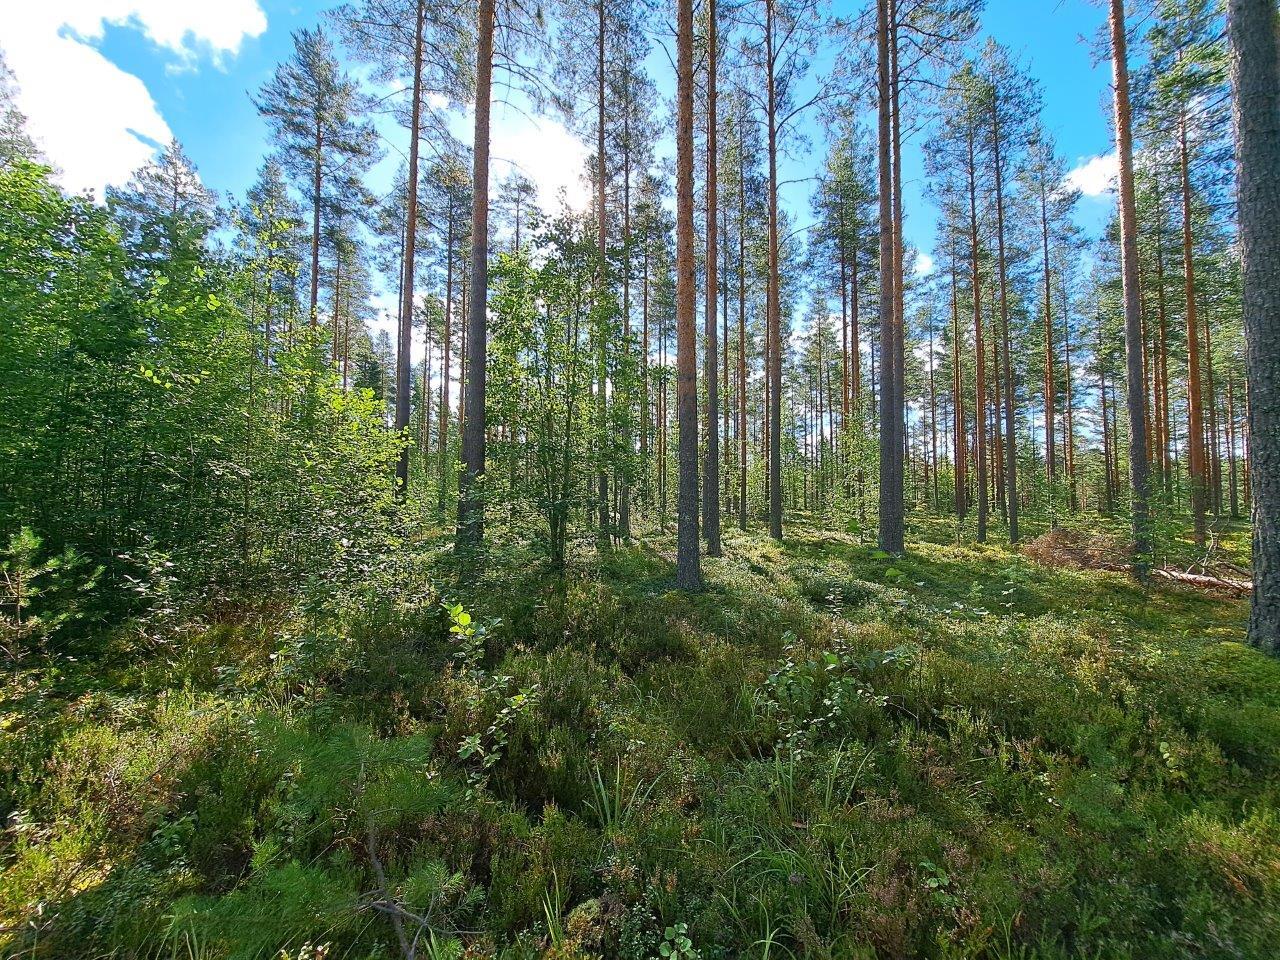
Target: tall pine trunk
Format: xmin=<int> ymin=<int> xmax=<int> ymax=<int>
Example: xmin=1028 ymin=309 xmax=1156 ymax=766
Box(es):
xmin=675 ymin=0 xmax=703 ymax=588
xmin=1227 ymin=0 xmax=1280 ymax=651
xmin=967 ymin=127 xmax=987 ymax=543
xmin=992 ymin=98 xmax=1018 ymax=541
xmin=1180 ymin=110 xmax=1208 ymax=547
xmin=703 ymin=0 xmax=722 ymax=556
xmin=457 ymin=0 xmax=493 ymax=551
xmin=395 ymin=0 xmax=425 ymax=495
xmin=876 ymin=0 xmax=903 ymax=552
xmin=595 ymin=0 xmax=610 ymax=541
xmin=738 ymin=131 xmax=749 ymax=530
xmin=765 ymin=0 xmax=783 ymax=541
xmin=1108 ymin=0 xmax=1151 ymax=576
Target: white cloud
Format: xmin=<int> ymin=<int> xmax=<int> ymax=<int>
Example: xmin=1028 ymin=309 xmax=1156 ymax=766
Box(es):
xmin=489 ymin=108 xmax=591 ymax=213
xmin=1064 ymin=151 xmax=1118 ymax=198
xmin=914 ymin=252 xmax=934 ymax=276
xmin=1 ymin=2 xmax=266 ymax=197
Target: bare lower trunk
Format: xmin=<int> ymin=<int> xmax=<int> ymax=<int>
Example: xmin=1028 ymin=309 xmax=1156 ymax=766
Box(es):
xmin=1228 ymin=0 xmax=1280 ymax=651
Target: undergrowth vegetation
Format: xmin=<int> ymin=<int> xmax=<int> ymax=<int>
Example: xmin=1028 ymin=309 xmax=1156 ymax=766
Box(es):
xmin=1 ymin=523 xmax=1275 ymax=959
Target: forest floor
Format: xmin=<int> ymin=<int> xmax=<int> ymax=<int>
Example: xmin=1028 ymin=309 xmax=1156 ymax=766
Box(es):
xmin=2 ymin=518 xmax=1277 ymax=959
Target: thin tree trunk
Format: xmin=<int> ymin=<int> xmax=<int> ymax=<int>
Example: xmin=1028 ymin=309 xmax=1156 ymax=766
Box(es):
xmin=738 ymin=130 xmax=748 ymax=530
xmin=1061 ymin=276 xmax=1076 ymax=510
xmin=967 ymin=127 xmax=987 ymax=542
xmin=395 ymin=0 xmax=425 ymax=495
xmin=1227 ymin=370 xmax=1240 ymax=519
xmin=1109 ymin=0 xmax=1151 ymax=575
xmin=439 ymin=207 xmax=454 ymax=510
xmin=703 ymin=0 xmax=722 ymax=556
xmin=310 ymin=120 xmax=323 ymax=326
xmin=992 ymin=99 xmax=1018 ymax=541
xmin=595 ymin=0 xmax=610 ymax=541
xmin=675 ymin=0 xmax=702 ymax=588
xmin=457 ymin=0 xmax=493 ymax=550
xmin=876 ymin=0 xmax=902 ymax=552
xmin=766 ymin=0 xmax=783 ymax=541
xmin=1040 ymin=182 xmax=1056 ymax=496
xmin=951 ymin=250 xmax=966 ymax=517
xmin=1180 ymin=109 xmax=1208 ymax=547
xmin=618 ymin=77 xmax=634 ymax=538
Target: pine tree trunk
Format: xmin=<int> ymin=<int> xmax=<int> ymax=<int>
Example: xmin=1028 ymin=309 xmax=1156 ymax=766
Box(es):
xmin=876 ymin=0 xmax=903 ymax=552
xmin=675 ymin=0 xmax=702 ymax=588
xmin=439 ymin=208 xmax=454 ymax=511
xmin=1061 ymin=276 xmax=1077 ymax=510
xmin=1180 ymin=110 xmax=1208 ymax=547
xmin=1227 ymin=371 xmax=1240 ymax=519
xmin=310 ymin=120 xmax=323 ymax=326
xmin=620 ymin=90 xmax=633 ymax=539
xmin=967 ymin=128 xmax=987 ymax=543
xmin=593 ymin=0 xmax=610 ymax=540
xmin=738 ymin=133 xmax=748 ymax=530
xmin=1227 ymin=0 xmax=1280 ymax=652
xmin=766 ymin=0 xmax=783 ymax=541
xmin=1109 ymin=0 xmax=1151 ymax=576
xmin=951 ymin=251 xmax=966 ymax=517
xmin=641 ymin=242 xmax=651 ymax=506
xmin=457 ymin=0 xmax=493 ymax=551
xmin=395 ymin=0 xmax=425 ymax=495
xmin=703 ymin=0 xmax=722 ymax=556
xmin=992 ymin=100 xmax=1018 ymax=541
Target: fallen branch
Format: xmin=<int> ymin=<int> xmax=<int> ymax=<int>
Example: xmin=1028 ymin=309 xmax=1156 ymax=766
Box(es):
xmin=1153 ymin=567 xmax=1252 ymax=596
xmin=365 ymin=811 xmax=415 ymax=960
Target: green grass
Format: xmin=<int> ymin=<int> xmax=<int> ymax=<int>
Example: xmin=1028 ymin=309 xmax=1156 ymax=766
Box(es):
xmin=1 ymin=522 xmax=1276 ymax=959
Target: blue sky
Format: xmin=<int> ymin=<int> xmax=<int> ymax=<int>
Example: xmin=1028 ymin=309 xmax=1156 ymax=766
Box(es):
xmin=3 ymin=0 xmax=1121 ymax=277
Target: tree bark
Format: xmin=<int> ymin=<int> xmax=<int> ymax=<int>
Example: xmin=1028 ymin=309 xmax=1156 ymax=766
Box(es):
xmin=675 ymin=0 xmax=703 ymax=589
xmin=595 ymin=0 xmax=610 ymax=541
xmin=703 ymin=0 xmax=722 ymax=556
xmin=457 ymin=0 xmax=493 ymax=551
xmin=1180 ymin=109 xmax=1208 ymax=547
xmin=991 ymin=95 xmax=1017 ymax=541
xmin=876 ymin=0 xmax=902 ymax=552
xmin=765 ymin=0 xmax=783 ymax=541
xmin=395 ymin=0 xmax=425 ymax=496
xmin=967 ymin=126 xmax=987 ymax=543
xmin=1109 ymin=0 xmax=1151 ymax=576
xmin=738 ymin=127 xmax=748 ymax=530
xmin=1223 ymin=0 xmax=1280 ymax=655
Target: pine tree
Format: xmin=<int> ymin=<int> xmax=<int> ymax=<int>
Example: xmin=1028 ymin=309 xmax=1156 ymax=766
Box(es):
xmin=254 ymin=28 xmax=377 ymax=328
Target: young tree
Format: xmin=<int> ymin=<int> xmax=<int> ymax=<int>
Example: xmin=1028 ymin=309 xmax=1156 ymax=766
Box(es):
xmin=106 ymin=140 xmax=217 ymax=282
